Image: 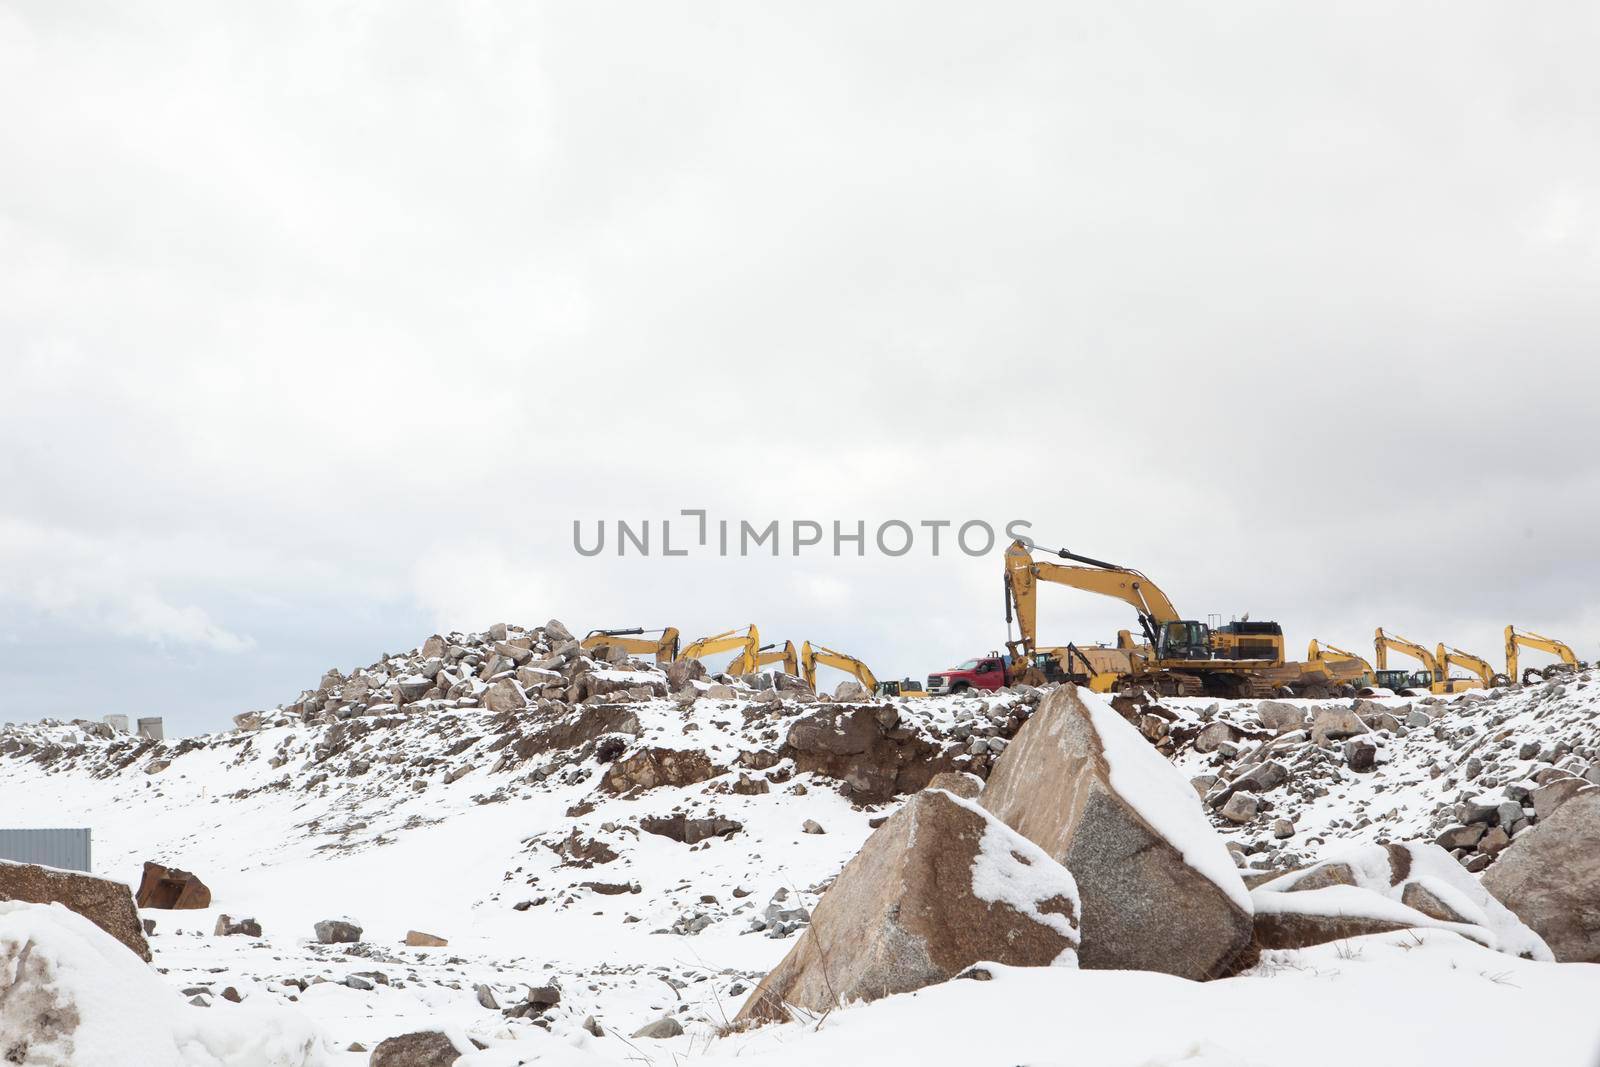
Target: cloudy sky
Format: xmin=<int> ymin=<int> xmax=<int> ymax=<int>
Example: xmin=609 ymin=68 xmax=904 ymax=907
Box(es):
xmin=4 ymin=2 xmax=1599 ymax=735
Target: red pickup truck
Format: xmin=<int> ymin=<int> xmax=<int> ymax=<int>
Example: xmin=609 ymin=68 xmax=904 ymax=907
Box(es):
xmin=926 ymin=654 xmax=1011 ymax=695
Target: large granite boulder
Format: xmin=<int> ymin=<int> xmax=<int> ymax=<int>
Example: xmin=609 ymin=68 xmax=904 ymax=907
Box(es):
xmin=734 ymin=787 xmax=1079 ymax=1025
xmin=1483 ymin=786 xmax=1600 ymax=962
xmin=980 ymin=685 xmax=1252 ymax=979
xmin=0 ymin=859 xmax=150 ymax=961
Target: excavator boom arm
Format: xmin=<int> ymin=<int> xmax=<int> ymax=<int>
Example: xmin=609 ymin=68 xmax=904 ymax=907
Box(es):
xmin=1005 ymin=540 xmax=1180 ymax=657
xmin=678 ymin=625 xmax=761 ymax=675
xmin=1505 ymin=625 xmax=1579 ymax=680
xmin=1308 ymin=639 xmax=1373 ymax=672
xmin=1438 ymin=643 xmax=1497 ymax=687
xmin=799 ymin=641 xmax=878 ymax=692
xmin=581 ymin=627 xmax=682 ymax=665
xmin=1374 ymin=628 xmax=1439 ymax=678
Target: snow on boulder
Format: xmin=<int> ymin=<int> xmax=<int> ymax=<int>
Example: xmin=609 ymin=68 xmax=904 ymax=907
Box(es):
xmin=1250 ymin=841 xmax=1551 ymax=960
xmin=0 ymin=901 xmax=328 ymax=1067
xmin=734 ymin=787 xmax=1079 ymax=1025
xmin=1483 ymin=786 xmax=1600 ymax=963
xmin=0 ymin=859 xmax=150 ymax=961
xmin=980 ymin=684 xmax=1252 ymax=980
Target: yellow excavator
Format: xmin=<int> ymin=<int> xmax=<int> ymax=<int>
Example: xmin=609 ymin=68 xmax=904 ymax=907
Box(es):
xmin=678 ymin=625 xmax=762 ymax=676
xmin=1003 ymin=539 xmax=1292 ymax=697
xmin=799 ymin=641 xmax=878 ymax=695
xmin=580 ymin=627 xmax=681 ymax=666
xmin=1506 ymin=626 xmax=1583 ymax=684
xmin=1305 ymin=639 xmax=1375 ymax=693
xmin=1373 ymin=629 xmax=1443 ymax=693
xmin=747 ymin=639 xmax=800 ymax=677
xmin=1435 ymin=643 xmax=1503 ymax=692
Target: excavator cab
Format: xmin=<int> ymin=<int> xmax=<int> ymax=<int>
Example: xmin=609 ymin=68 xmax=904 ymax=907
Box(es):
xmin=1156 ymin=620 xmax=1212 ymax=661
xmin=1373 ymin=669 xmax=1433 ymax=693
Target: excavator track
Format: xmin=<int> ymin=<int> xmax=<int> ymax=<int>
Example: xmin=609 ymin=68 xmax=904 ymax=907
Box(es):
xmin=1145 ymin=671 xmax=1203 ymax=697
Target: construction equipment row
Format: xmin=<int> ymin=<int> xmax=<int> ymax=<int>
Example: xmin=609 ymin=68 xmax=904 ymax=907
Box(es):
xmin=579 ymin=625 xmax=923 ymax=697
xmin=1002 ymin=539 xmax=1584 ymax=698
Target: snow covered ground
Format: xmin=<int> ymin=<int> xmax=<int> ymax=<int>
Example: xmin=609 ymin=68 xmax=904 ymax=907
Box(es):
xmin=4 ymin=674 xmax=1600 ymax=1064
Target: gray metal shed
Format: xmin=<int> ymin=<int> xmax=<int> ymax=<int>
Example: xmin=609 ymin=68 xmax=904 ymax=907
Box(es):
xmin=0 ymin=828 xmax=92 ymax=872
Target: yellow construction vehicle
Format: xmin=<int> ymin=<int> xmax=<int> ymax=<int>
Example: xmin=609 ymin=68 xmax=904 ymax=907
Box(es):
xmin=580 ymin=627 xmax=681 ymax=666
xmin=1506 ymin=626 xmax=1583 ymax=684
xmin=747 ymin=639 xmax=799 ymax=677
xmin=1435 ymin=643 xmax=1503 ymax=692
xmin=1373 ymin=629 xmax=1443 ymax=693
xmin=678 ymin=625 xmax=762 ymax=676
xmin=874 ymin=678 xmax=930 ymax=698
xmin=1305 ymin=639 xmax=1375 ymax=694
xmin=1002 ymin=539 xmax=1290 ymax=697
xmin=799 ymin=641 xmax=878 ymax=694
xmin=1307 ymin=639 xmax=1372 ymax=672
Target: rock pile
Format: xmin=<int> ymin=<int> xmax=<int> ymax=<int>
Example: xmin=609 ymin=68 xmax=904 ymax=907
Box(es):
xmin=736 ymin=682 xmax=1592 ymax=1026
xmin=1161 ymin=677 xmax=1600 ymax=881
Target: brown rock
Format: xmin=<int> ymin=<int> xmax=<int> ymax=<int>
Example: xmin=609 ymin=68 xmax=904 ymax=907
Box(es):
xmin=481 ymin=679 xmax=528 ymax=714
xmin=1400 ymin=882 xmax=1472 ymax=925
xmin=781 ymin=704 xmax=954 ymax=803
xmin=134 ymin=862 xmax=211 ymax=911
xmin=1483 ymin=787 xmax=1600 ymax=962
xmin=1310 ymin=707 xmax=1368 ymax=747
xmin=405 ymin=930 xmax=448 ymax=947
xmin=370 ymin=1030 xmax=478 ymax=1066
xmin=602 ymin=747 xmax=723 ymax=793
xmin=980 ymin=686 xmax=1252 ymax=980
xmin=926 ymin=771 xmax=984 ymax=799
xmin=1251 ymin=907 xmax=1416 ymax=951
xmin=0 ymin=861 xmax=151 ymax=961
xmin=1532 ymin=776 xmax=1588 ymax=821
xmin=1254 ymin=700 xmax=1309 ymax=732
xmin=213 ymin=914 xmax=262 ymax=937
xmin=734 ymin=789 xmax=1078 ymax=1025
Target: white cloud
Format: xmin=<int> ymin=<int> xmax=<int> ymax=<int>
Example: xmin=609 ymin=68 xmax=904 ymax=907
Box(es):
xmin=0 ymin=519 xmax=253 ymax=653
xmin=3 ymin=2 xmax=1600 ymax=728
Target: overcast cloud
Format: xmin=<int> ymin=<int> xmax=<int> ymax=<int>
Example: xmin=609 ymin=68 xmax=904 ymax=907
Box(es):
xmin=4 ymin=2 xmax=1599 ymax=735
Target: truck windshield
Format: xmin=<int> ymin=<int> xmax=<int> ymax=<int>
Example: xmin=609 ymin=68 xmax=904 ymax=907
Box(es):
xmin=954 ymin=659 xmax=981 ymax=670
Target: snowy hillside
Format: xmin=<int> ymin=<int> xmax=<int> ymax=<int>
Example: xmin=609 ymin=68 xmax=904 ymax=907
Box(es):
xmin=3 ymin=621 xmax=1599 ymax=1065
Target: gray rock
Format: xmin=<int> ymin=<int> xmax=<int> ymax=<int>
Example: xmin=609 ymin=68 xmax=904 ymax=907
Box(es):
xmin=1343 ymin=737 xmax=1378 ymax=772
xmin=1483 ymin=788 xmax=1600 ymax=962
xmin=980 ymin=686 xmax=1250 ymax=981
xmin=631 ymin=1016 xmax=684 ymax=1039
xmin=314 ymin=919 xmax=362 ymax=944
xmin=1221 ymin=793 xmax=1260 ymax=823
xmin=1254 ymin=700 xmax=1308 ymax=733
xmin=1231 ymin=760 xmax=1288 ymax=793
xmin=475 ymin=983 xmax=499 ymax=1009
xmin=1434 ymin=825 xmax=1486 ymax=851
xmin=1534 ymin=777 xmax=1589 ymax=821
xmin=1194 ymin=721 xmax=1239 ymax=753
xmin=1310 ymin=707 xmax=1368 ymax=747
